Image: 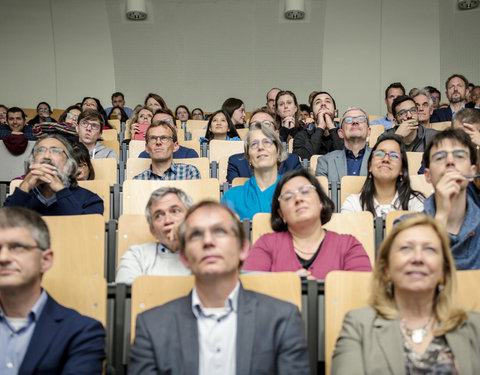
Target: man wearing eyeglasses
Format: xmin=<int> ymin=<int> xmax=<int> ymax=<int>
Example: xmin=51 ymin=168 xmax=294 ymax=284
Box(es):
xmin=116 ymin=187 xmax=192 ymax=285
xmin=134 ymin=121 xmax=200 ymax=180
xmin=226 ymin=108 xmax=301 ymax=184
xmin=316 ymin=107 xmax=371 ymax=183
xmin=386 ymin=95 xmax=437 ymax=152
xmin=129 ymin=201 xmax=310 ymax=375
xmin=4 ymin=134 xmax=104 ymax=215
xmin=0 ymin=206 xmax=105 ymax=373
xmin=138 ymin=109 xmax=199 ymax=159
xmin=421 ymin=128 xmax=480 ymax=270
xmin=76 ymin=109 xmax=118 ymax=160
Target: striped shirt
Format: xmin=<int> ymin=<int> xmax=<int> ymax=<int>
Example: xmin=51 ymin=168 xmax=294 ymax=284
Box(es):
xmin=133 ymin=161 xmax=200 ymax=180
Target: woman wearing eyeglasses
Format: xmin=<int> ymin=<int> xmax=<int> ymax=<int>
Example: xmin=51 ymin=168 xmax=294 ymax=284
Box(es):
xmin=28 ymin=102 xmax=56 ymax=126
xmin=342 ymin=134 xmax=425 ymax=218
xmin=221 ymin=123 xmax=285 ymax=220
xmin=243 ymin=169 xmax=371 ymax=279
xmin=58 ymin=105 xmax=82 ymax=126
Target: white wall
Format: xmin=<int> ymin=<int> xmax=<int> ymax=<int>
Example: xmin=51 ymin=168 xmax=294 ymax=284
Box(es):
xmin=0 ymin=0 xmax=478 ymax=116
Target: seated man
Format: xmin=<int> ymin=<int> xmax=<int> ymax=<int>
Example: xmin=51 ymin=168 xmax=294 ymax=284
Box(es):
xmin=77 ymin=109 xmax=118 ymax=160
xmin=431 ymin=74 xmax=474 ymax=123
xmin=370 ymin=82 xmax=405 ymax=130
xmin=293 ymin=91 xmax=344 ymax=160
xmin=422 ymin=128 xmax=480 ymax=269
xmin=116 ymin=187 xmax=192 ymax=285
xmin=316 ymin=107 xmax=371 ymax=183
xmin=385 ymin=95 xmax=437 ymax=151
xmin=129 ymin=201 xmax=310 ymax=374
xmin=138 ymin=109 xmax=198 ymax=159
xmin=4 ymin=134 xmax=104 ymax=215
xmin=226 ymin=108 xmax=301 ymax=184
xmin=104 ymin=91 xmax=133 ymax=118
xmin=0 ymin=206 xmax=105 ymax=373
xmin=411 ymin=88 xmax=434 ymax=128
xmin=452 ymin=108 xmax=480 ymax=148
xmin=0 ymin=107 xmax=35 ymax=143
xmin=133 ymin=121 xmax=200 ymax=180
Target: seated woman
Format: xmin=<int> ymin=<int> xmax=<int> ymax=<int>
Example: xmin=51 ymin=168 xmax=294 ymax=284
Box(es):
xmin=81 ymin=97 xmax=109 ymax=128
xmin=175 ymin=105 xmax=190 ymax=128
xmin=341 ymin=133 xmax=425 ymax=218
xmin=58 ymin=105 xmax=82 ymax=127
xmin=191 ymin=107 xmax=204 ymax=120
xmin=0 ymin=104 xmax=8 ymax=125
xmin=124 ymin=106 xmax=154 ymax=140
xmin=275 ymin=90 xmax=301 ymax=142
xmin=199 ymin=109 xmax=241 ymax=144
xmin=221 ymin=123 xmax=285 ymax=221
xmin=108 ymin=106 xmax=129 ymax=123
xmin=331 ymin=213 xmax=480 ymax=374
xmin=27 ymin=102 xmax=56 ymax=125
xmin=72 ymin=142 xmax=95 ymax=181
xmin=222 ymin=97 xmax=246 ymax=129
xmin=243 ymin=169 xmax=372 ymax=279
xmin=144 ymin=93 xmax=167 ymax=113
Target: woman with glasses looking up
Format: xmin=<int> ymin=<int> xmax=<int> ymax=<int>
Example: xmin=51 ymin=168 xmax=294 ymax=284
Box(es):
xmin=342 ymin=133 xmax=425 ymax=217
xmin=243 ymin=169 xmax=371 ymax=279
xmin=221 ymin=123 xmax=285 ymax=220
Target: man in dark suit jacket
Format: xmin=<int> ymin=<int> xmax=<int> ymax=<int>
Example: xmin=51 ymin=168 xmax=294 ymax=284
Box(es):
xmin=129 ymin=201 xmax=310 ymax=375
xmin=431 ymin=74 xmax=471 ymax=123
xmin=226 ymin=108 xmax=301 ymax=183
xmin=0 ymin=207 xmax=105 ymax=374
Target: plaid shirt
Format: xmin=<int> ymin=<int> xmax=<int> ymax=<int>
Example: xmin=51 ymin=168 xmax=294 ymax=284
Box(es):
xmin=133 ymin=161 xmax=200 ymax=180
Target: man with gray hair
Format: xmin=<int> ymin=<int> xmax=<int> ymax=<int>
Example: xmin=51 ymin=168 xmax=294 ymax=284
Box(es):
xmin=411 ymin=88 xmax=434 ymax=128
xmin=316 ymin=107 xmax=372 ymax=183
xmin=0 ymin=206 xmax=105 ymax=373
xmin=4 ymin=134 xmax=103 ymax=215
xmin=116 ymin=187 xmax=193 ymax=285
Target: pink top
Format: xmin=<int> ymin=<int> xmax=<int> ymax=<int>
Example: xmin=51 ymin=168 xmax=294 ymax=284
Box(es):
xmin=243 ymin=230 xmax=372 ymax=280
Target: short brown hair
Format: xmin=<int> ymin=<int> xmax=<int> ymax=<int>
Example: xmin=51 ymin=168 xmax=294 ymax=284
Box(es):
xmin=77 ymin=109 xmax=105 ymax=133
xmin=145 ymin=120 xmax=178 ymax=143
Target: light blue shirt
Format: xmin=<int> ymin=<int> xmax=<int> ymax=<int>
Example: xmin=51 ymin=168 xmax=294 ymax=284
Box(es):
xmin=0 ymin=290 xmax=48 ymax=374
xmin=370 ymin=114 xmax=395 ymax=130
xmin=192 ymin=282 xmax=239 ymax=375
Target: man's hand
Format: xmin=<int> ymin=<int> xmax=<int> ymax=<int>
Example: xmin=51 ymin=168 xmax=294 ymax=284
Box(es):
xmin=462 ymin=123 xmax=480 ymax=147
xmin=315 ymin=110 xmax=335 ymax=130
xmin=433 ymin=169 xmax=466 ymax=225
xmin=395 ymin=120 xmax=418 ymax=143
xmin=19 ymin=163 xmax=65 ymax=193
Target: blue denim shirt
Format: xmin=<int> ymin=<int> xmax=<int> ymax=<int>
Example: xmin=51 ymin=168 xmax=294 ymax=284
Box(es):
xmin=423 ymin=193 xmax=480 ymax=270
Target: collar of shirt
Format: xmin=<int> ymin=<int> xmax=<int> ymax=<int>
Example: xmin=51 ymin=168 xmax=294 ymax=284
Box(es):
xmin=0 ymin=289 xmax=48 ymax=332
xmin=191 ymin=281 xmax=240 ymax=320
xmin=344 ymin=146 xmax=366 ymax=159
xmin=156 ymin=242 xmax=173 ymax=254
xmin=33 ymin=182 xmax=70 ymax=206
xmin=148 ymin=161 xmax=178 ymax=178
xmin=450 ymin=104 xmax=465 ymax=116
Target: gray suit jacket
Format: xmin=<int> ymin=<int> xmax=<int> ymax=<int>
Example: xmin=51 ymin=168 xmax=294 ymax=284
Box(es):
xmin=129 ymin=284 xmax=310 ymax=375
xmin=331 ymin=307 xmax=480 ymax=375
xmin=315 ymin=147 xmax=371 ymax=183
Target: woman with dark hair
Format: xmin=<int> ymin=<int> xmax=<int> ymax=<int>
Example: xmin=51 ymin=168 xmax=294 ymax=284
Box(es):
xmin=28 ymin=102 xmax=56 ymax=125
xmin=108 ymin=106 xmax=129 ymax=123
xmin=243 ymin=169 xmax=371 ymax=279
xmin=221 ymin=123 xmax=286 ymax=220
xmin=71 ymin=142 xmax=95 ymax=180
xmin=275 ymin=90 xmax=301 ymax=141
xmin=175 ymin=105 xmax=190 ymax=124
xmin=0 ymin=104 xmax=8 ymax=125
xmin=81 ymin=97 xmax=110 ymax=129
xmin=199 ymin=109 xmax=241 ymax=144
xmin=342 ymin=134 xmax=425 ymax=217
xmin=222 ymin=97 xmax=246 ymax=129
xmin=191 ymin=108 xmax=204 ymax=120
xmin=144 ymin=93 xmax=167 ymax=113
xmin=58 ymin=105 xmax=82 ymax=126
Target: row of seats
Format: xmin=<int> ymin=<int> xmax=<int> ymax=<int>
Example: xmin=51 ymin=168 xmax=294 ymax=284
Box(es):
xmin=44 ymin=269 xmax=480 ymax=375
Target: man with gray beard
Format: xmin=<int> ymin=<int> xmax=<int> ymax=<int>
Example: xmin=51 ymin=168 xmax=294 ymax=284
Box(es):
xmin=4 ymin=134 xmax=103 ymax=215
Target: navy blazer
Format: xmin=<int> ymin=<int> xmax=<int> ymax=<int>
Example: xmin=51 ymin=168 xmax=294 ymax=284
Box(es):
xmin=226 ymin=153 xmax=301 ymax=184
xmin=19 ymin=294 xmax=105 ymax=375
xmin=129 ymin=285 xmax=310 ymax=375
xmin=139 ymin=145 xmax=199 ymax=159
xmin=430 ymin=107 xmax=453 ymax=123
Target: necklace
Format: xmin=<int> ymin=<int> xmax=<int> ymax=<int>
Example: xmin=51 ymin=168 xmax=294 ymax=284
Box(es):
xmin=293 ymin=246 xmax=317 ymax=255
xmin=401 ymin=316 xmax=433 ymax=344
